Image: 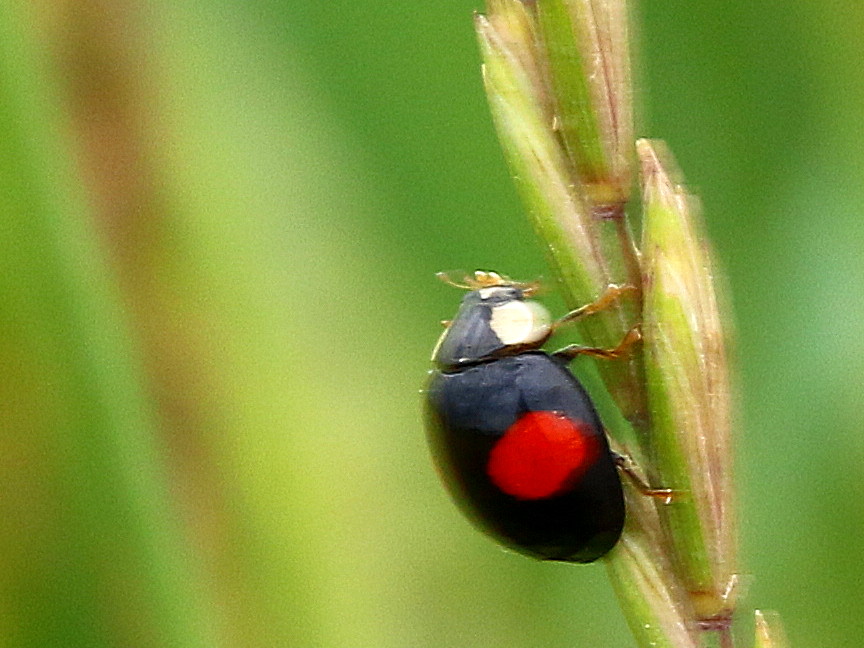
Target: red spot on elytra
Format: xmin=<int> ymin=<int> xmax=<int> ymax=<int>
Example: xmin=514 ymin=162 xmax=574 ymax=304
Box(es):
xmin=486 ymin=411 xmax=600 ymax=500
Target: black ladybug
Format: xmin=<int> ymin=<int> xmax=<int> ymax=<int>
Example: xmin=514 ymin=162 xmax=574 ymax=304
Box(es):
xmin=424 ymin=271 xmax=627 ymax=563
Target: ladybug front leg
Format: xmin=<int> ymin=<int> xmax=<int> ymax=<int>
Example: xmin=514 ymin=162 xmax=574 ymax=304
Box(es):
xmin=550 ymin=283 xmax=636 ymax=333
xmin=552 ymin=325 xmax=641 ymax=362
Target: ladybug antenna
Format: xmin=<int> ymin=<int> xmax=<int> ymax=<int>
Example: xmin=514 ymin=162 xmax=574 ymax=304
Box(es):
xmin=519 ymin=278 xmax=544 ymax=297
xmin=435 ymin=271 xmax=476 ymax=290
xmin=436 ymin=270 xmax=542 ymax=295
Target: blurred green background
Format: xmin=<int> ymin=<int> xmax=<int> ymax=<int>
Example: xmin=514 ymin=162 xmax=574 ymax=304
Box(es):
xmin=1 ymin=0 xmax=862 ymax=646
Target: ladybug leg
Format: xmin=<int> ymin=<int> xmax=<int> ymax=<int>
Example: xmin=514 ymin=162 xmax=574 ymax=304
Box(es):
xmin=552 ymin=325 xmax=641 ymax=362
xmin=550 ymin=284 xmax=636 ymax=332
xmin=611 ymin=451 xmax=675 ymax=503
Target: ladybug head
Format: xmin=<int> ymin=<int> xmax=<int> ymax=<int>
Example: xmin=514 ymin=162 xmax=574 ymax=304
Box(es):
xmin=432 ymin=271 xmax=552 ymax=370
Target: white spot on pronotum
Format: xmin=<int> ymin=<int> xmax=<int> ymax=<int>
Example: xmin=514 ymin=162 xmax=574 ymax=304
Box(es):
xmin=489 ymin=300 xmax=551 ymax=346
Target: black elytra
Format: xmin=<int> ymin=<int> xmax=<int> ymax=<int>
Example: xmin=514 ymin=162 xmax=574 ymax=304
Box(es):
xmin=424 ymin=274 xmax=625 ymax=563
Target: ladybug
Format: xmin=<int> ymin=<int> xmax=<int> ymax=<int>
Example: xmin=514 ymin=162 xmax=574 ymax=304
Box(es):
xmin=424 ymin=271 xmax=631 ymax=563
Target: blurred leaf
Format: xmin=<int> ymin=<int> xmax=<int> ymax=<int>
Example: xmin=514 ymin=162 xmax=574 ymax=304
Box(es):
xmin=0 ymin=3 xmax=217 ymax=646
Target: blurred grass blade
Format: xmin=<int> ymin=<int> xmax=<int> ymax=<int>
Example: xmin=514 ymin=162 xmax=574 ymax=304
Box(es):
xmin=0 ymin=5 xmax=216 ymax=646
xmin=639 ymin=139 xmax=737 ymax=621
